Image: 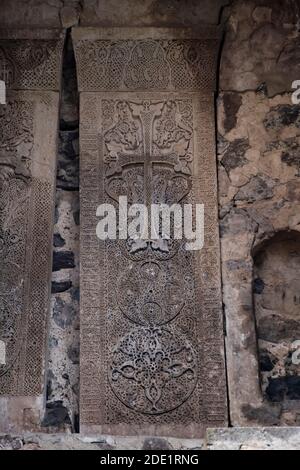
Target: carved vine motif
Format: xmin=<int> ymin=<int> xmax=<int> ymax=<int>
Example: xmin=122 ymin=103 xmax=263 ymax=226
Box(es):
xmin=104 ymin=98 xmax=198 ymax=414
xmin=123 ymin=41 xmax=170 ymax=90
xmin=0 ymin=100 xmax=33 ymax=378
xmin=0 ymin=181 xmax=29 ymax=377
xmin=0 ymin=100 xmax=33 ymax=184
xmin=76 ymin=39 xmax=217 ymax=91
xmin=110 ymin=327 xmax=197 ymax=415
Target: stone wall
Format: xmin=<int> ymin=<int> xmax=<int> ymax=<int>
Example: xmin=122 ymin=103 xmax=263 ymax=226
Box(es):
xmin=218 ymin=0 xmax=300 ymax=426
xmin=0 ymin=0 xmax=228 ymax=29
xmin=254 ymin=232 xmax=300 ymax=417
xmin=46 ymin=33 xmax=80 ymax=432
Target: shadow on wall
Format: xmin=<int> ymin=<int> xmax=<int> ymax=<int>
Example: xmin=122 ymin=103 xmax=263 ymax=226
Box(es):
xmin=253 ymin=230 xmax=300 ymax=425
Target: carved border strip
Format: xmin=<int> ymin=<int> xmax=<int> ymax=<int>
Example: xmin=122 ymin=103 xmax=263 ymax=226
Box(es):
xmin=73 ymin=27 xmax=221 ymax=93
xmin=0 ymin=91 xmax=59 ymax=404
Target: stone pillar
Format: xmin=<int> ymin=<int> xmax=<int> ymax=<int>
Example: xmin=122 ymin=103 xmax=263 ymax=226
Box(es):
xmin=73 ymin=26 xmax=227 ymax=437
xmin=0 ymin=29 xmax=64 ymax=432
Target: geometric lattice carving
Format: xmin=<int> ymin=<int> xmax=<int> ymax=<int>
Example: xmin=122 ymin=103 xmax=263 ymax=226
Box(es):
xmin=0 ymin=30 xmax=63 ymax=405
xmin=0 ymin=27 xmax=64 ymax=435
xmin=0 ymin=29 xmax=64 ymax=90
xmin=74 ymin=27 xmax=227 ymax=437
xmin=0 ymin=100 xmax=33 ymax=384
xmin=0 ymin=92 xmax=59 ymax=398
xmin=75 ymin=39 xmax=219 ymax=93
xmin=73 ymin=27 xmax=220 ymax=93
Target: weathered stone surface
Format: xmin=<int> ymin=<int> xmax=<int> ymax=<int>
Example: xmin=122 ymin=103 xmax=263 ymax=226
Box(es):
xmin=0 ymin=434 xmax=22 ymax=450
xmin=0 ymin=1 xmax=63 ymax=28
xmin=0 ymin=0 xmax=227 ymax=31
xmin=221 ymin=138 xmax=249 ymax=172
xmin=206 ymin=427 xmax=300 ymax=450
xmin=0 ymin=432 xmax=204 ymax=450
xmin=253 ymin=233 xmax=300 ymax=422
xmin=222 ymin=93 xmax=243 ymax=134
xmin=47 ymin=30 xmax=79 ymax=428
xmin=218 ymin=83 xmax=300 ymax=425
xmin=74 ymin=26 xmax=227 ymax=437
xmin=218 ymin=3 xmax=300 ymax=427
xmin=53 ymin=297 xmax=77 ymax=328
xmin=235 ymin=175 xmax=275 ymax=202
xmin=1 ymin=427 xmax=300 ymax=450
xmin=220 ymin=0 xmax=300 ymax=96
xmin=142 ymin=437 xmax=172 ymax=450
xmin=80 ymin=0 xmax=228 ymax=26
xmin=60 ymin=5 xmax=80 ymax=28
xmin=264 ymin=105 xmax=300 ymax=130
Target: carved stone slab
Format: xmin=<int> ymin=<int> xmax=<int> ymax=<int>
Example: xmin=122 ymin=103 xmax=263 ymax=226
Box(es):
xmin=0 ymin=29 xmax=64 ymax=90
xmin=73 ymin=27 xmax=227 ymax=437
xmin=0 ymin=30 xmax=63 ymax=432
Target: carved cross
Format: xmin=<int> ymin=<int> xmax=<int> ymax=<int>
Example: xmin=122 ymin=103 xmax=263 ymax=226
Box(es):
xmin=104 ymin=100 xmax=192 ymax=251
xmin=105 ymin=99 xmax=192 ymax=195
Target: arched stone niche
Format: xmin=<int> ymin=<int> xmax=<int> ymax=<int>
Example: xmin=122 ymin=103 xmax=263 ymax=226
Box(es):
xmin=222 ymin=208 xmax=300 ymax=427
xmin=253 ymin=231 xmax=300 ymax=425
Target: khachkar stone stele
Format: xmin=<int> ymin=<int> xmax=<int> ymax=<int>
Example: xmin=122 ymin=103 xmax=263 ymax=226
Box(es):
xmin=73 ymin=27 xmax=227 ymax=436
xmin=0 ymin=29 xmax=64 ymax=431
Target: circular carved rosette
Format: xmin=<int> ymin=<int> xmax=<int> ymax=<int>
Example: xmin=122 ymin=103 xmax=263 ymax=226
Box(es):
xmin=109 ymin=326 xmax=197 ymax=415
xmin=117 ymin=260 xmax=189 ymax=326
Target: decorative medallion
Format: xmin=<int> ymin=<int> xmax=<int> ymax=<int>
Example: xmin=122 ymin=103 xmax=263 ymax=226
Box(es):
xmin=110 ymin=326 xmax=197 ymax=415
